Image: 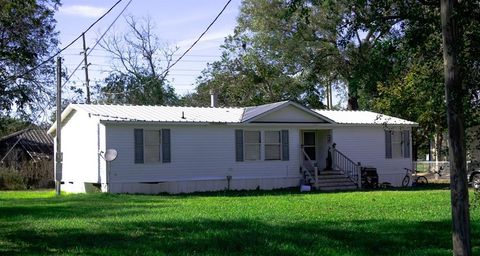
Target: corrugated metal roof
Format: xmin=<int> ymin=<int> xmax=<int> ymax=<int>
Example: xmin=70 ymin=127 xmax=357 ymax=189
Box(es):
xmin=314 ymin=109 xmax=417 ymax=125
xmin=0 ymin=128 xmax=53 ymax=145
xmin=74 ymin=104 xmax=245 ymax=123
xmin=242 ymin=101 xmax=289 ymax=122
xmin=0 ymin=128 xmax=53 ymax=162
xmin=48 ymin=101 xmax=417 ymax=134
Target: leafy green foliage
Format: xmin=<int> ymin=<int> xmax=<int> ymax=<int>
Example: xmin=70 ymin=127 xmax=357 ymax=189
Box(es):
xmin=0 ymin=189 xmax=479 ymax=255
xmin=0 ymin=168 xmax=25 ymax=190
xmin=188 ymin=0 xmax=421 ymax=110
xmin=0 ymin=116 xmax=29 ymax=138
xmin=0 ymin=160 xmax=52 ymax=189
xmin=96 ymin=72 xmax=178 ymax=106
xmin=0 ymin=0 xmax=59 ymax=116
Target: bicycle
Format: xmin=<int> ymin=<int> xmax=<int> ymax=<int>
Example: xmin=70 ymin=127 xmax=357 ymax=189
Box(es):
xmin=402 ymin=167 xmax=428 ymax=187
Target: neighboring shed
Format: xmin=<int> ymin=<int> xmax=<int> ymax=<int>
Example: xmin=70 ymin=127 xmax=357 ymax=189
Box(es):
xmin=0 ymin=128 xmax=54 ymax=168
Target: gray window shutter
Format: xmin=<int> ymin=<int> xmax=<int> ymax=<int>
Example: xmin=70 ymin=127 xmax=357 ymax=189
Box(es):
xmin=134 ymin=129 xmax=144 ymax=164
xmin=385 ymin=130 xmax=392 ymax=159
xmin=281 ymin=130 xmax=289 ymax=161
xmin=403 ymin=130 xmax=410 ymax=158
xmin=235 ymin=129 xmax=243 ymax=162
xmin=162 ymin=129 xmax=171 ymax=163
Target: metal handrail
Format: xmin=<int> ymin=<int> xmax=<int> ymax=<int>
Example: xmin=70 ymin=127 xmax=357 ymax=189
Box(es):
xmin=332 ymin=147 xmax=361 ymax=186
xmin=301 ymin=165 xmax=315 ymax=184
xmin=301 ymin=146 xmax=318 ymax=184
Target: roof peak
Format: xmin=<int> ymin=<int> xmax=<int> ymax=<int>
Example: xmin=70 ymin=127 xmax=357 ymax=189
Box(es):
xmin=71 ymin=100 xmax=293 ymax=110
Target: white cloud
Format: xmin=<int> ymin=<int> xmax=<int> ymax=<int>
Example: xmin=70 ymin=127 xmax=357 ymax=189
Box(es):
xmin=60 ymin=5 xmax=107 ymax=18
xmin=175 ymin=30 xmax=231 ymax=50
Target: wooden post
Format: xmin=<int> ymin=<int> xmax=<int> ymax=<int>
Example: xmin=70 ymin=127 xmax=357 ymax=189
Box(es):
xmin=440 ymin=0 xmax=472 ymax=254
xmin=82 ymin=33 xmax=91 ymax=104
xmin=55 ymin=57 xmax=62 ymax=196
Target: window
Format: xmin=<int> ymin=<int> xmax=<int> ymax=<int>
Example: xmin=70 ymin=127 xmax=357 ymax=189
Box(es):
xmin=235 ymin=129 xmax=289 ymax=162
xmin=265 ymin=131 xmax=281 ymax=160
xmin=391 ymin=131 xmax=402 ymax=158
xmin=144 ymin=130 xmax=161 ymax=163
xmin=134 ymin=129 xmax=171 ymax=164
xmin=385 ymin=130 xmax=410 ymax=159
xmin=244 ymin=131 xmax=261 ymax=160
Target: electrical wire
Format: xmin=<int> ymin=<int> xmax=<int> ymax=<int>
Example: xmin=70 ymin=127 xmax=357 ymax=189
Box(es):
xmin=0 ymin=0 xmax=123 ymax=84
xmin=61 ymin=0 xmax=133 ymax=89
xmin=160 ymin=0 xmax=232 ymax=77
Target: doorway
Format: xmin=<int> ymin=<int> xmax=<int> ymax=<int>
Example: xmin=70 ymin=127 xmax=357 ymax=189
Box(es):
xmin=302 ymin=131 xmax=316 ymax=161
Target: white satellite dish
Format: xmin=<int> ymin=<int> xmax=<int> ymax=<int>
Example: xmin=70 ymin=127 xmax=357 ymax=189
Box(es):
xmin=104 ymin=149 xmax=118 ymax=162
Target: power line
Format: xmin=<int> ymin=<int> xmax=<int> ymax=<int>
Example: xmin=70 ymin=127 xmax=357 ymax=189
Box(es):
xmin=61 ymin=0 xmax=133 ymax=89
xmin=0 ymin=0 xmax=123 ymax=84
xmin=161 ymin=0 xmax=232 ymax=77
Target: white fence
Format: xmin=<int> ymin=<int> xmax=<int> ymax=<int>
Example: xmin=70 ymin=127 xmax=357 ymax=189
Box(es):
xmin=413 ymin=161 xmax=450 ymax=180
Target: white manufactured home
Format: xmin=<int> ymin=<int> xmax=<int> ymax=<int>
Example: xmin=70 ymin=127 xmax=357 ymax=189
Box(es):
xmin=47 ymin=101 xmax=417 ymax=194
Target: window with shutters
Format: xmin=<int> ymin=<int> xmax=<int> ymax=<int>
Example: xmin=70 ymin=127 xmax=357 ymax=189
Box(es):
xmin=386 ymin=130 xmax=410 ymax=159
xmin=244 ymin=130 xmax=261 ymax=161
xmin=134 ymin=129 xmax=171 ymax=164
xmin=265 ymin=131 xmax=281 ymax=160
xmin=235 ymin=130 xmax=289 ymax=162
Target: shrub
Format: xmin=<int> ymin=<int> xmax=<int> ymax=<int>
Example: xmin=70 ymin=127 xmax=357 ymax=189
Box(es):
xmin=19 ymin=160 xmax=54 ymax=188
xmin=0 ymin=167 xmax=26 ymax=190
xmin=0 ymin=159 xmax=53 ymax=190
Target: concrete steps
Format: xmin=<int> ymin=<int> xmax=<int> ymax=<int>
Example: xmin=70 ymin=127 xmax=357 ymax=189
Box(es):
xmin=313 ymin=169 xmax=358 ymax=191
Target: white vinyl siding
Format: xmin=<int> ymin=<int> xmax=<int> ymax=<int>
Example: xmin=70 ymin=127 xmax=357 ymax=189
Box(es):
xmin=333 ymin=126 xmax=412 ymax=186
xmin=56 ymin=110 xmax=103 ymax=184
xmin=244 ymin=131 xmax=261 ymax=161
xmin=265 ymin=131 xmax=281 ymax=160
xmin=105 ymin=125 xmax=299 ymax=184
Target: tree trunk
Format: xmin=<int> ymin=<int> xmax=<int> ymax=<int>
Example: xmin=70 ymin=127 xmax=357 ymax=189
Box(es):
xmin=347 ymin=95 xmax=359 ymax=110
xmin=440 ymin=0 xmax=472 ymax=255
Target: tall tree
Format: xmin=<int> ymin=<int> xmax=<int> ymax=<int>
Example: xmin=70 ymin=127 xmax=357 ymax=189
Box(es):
xmin=441 ymin=0 xmax=471 ymax=254
xmin=190 ymin=0 xmax=416 ymax=110
xmin=98 ymin=16 xmax=178 ymax=105
xmin=0 ymin=0 xmax=60 ymax=117
xmin=186 ymin=34 xmax=323 ymax=108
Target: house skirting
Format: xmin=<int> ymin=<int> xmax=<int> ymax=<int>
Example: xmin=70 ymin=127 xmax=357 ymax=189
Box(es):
xmin=59 ymin=177 xmax=299 ymax=194
xmin=108 ymin=177 xmax=300 ymax=194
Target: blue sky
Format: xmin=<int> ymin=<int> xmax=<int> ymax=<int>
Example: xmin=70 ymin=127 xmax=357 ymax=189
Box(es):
xmin=55 ymin=0 xmax=242 ymax=97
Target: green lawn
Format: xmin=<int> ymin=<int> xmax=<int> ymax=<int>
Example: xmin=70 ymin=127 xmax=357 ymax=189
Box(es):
xmin=0 ymin=188 xmax=478 ymax=256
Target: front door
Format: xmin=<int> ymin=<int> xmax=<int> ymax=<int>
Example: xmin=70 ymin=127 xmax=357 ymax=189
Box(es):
xmin=302 ymin=131 xmax=316 ymax=162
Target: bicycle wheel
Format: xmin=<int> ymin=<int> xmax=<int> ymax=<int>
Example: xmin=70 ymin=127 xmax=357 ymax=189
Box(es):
xmin=415 ymin=176 xmax=428 ymax=186
xmin=402 ymin=175 xmax=410 ymax=187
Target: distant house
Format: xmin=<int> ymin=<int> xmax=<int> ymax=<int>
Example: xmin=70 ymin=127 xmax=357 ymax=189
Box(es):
xmin=48 ymin=100 xmax=417 ymax=194
xmin=0 ymin=128 xmax=53 ymax=168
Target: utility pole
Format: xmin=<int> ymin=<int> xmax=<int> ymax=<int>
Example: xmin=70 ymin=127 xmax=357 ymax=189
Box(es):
xmin=328 ymin=83 xmax=333 ymax=109
xmin=326 ymin=83 xmax=333 ymax=109
xmin=55 ymin=57 xmax=63 ymax=195
xmin=440 ymin=0 xmax=471 ymax=255
xmin=81 ymin=33 xmax=91 ymax=104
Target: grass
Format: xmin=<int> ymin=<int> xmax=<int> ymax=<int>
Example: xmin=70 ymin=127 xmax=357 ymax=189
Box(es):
xmin=0 ymin=188 xmax=479 ymax=255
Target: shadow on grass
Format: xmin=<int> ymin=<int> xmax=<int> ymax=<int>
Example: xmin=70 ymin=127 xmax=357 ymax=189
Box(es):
xmin=0 ymin=193 xmax=177 ymax=220
xmin=1 ymin=192 xmax=478 ymax=256
xmin=167 ymin=184 xmax=453 ymax=198
xmin=367 ymin=183 xmax=452 ymax=192
xmin=1 ymin=217 xmax=475 ymax=256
